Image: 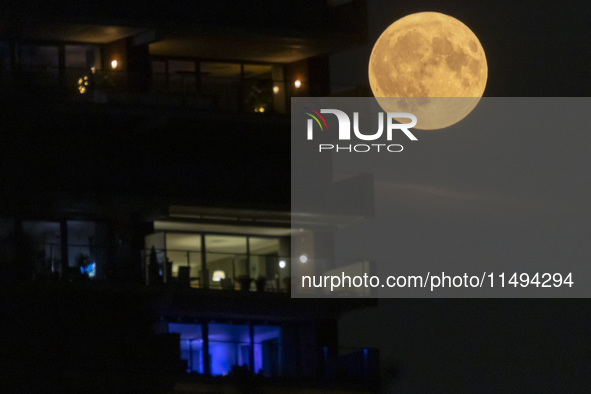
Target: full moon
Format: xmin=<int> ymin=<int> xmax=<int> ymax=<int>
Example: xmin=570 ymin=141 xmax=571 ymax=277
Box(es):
xmin=369 ymin=12 xmax=487 ymax=129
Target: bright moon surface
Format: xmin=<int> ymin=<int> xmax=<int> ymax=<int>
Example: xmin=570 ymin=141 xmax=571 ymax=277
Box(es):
xmin=369 ymin=12 xmax=488 ymax=129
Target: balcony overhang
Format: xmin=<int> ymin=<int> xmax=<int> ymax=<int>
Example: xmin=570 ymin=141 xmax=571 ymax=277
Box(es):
xmin=149 ymin=32 xmax=328 ymax=64
xmin=154 ymin=220 xmax=291 ymax=237
xmin=1 ymin=0 xmax=366 ymax=61
xmin=166 ymin=205 xmax=291 ymax=231
xmin=1 ymin=22 xmax=149 ymax=44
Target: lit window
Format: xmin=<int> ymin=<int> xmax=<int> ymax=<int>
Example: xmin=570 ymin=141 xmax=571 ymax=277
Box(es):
xmin=168 ymin=322 xmax=281 ymax=377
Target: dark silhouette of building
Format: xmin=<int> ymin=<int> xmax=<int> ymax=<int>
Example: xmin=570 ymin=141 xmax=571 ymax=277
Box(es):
xmin=0 ymin=1 xmax=377 ymax=392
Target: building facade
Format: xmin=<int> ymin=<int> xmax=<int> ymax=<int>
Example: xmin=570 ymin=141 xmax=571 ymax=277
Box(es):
xmin=0 ymin=1 xmax=377 ymax=392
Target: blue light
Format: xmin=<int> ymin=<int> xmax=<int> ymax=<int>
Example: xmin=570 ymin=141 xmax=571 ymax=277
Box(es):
xmin=87 ymin=262 xmax=96 ymax=278
xmin=254 ymin=343 xmax=263 ymax=373
xmin=210 ymin=343 xmax=233 ymax=375
xmin=168 ymin=323 xmax=204 ymax=374
xmin=169 ymin=323 xmax=281 ymax=377
xmin=80 ymin=262 xmax=96 ymax=278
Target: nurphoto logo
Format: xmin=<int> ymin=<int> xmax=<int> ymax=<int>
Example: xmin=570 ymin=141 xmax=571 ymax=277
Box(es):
xmin=304 ymin=108 xmax=418 ymax=153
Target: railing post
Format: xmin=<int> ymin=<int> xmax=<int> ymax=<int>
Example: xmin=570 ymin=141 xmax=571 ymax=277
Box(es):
xmin=144 ymin=249 xmax=149 ymax=286
xmin=60 ymin=220 xmax=68 ymax=279
xmin=202 ymin=323 xmax=210 ymax=375
xmin=162 ymin=249 xmax=168 ymax=284
xmin=188 ymin=340 xmax=193 ymax=372
xmin=323 ymin=346 xmax=329 ymax=381
xmin=58 ymin=46 xmax=66 ymax=97
xmin=246 ymin=236 xmax=251 ymax=288
xmin=200 ymin=234 xmax=208 ymax=289
xmin=363 ymin=348 xmax=369 ymax=382
xmin=249 ymin=323 xmax=255 ymax=373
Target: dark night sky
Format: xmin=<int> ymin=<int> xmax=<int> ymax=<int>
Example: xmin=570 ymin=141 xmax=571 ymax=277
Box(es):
xmin=328 ymin=1 xmax=591 ymax=392
xmin=331 ymin=0 xmax=591 ymax=97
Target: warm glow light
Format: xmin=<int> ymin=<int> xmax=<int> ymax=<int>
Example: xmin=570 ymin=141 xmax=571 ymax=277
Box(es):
xmin=90 ymin=66 xmax=96 ymax=74
xmin=78 ymin=76 xmax=89 ymax=94
xmin=299 ymin=255 xmax=308 ymax=264
xmin=258 ymin=106 xmax=265 ymax=113
xmin=278 ymin=260 xmax=287 ymax=269
xmin=368 ymin=12 xmax=487 ymax=129
xmin=212 ymin=270 xmax=226 ymax=282
xmin=110 ymin=59 xmax=118 ymax=70
xmin=294 ymin=79 xmax=302 ymax=89
xmin=273 ymin=85 xmax=280 ymax=94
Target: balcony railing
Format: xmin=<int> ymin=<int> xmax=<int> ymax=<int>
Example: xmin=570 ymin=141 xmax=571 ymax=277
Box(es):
xmin=0 ymin=66 xmax=371 ymax=113
xmin=0 ymin=66 xmax=283 ymax=113
xmin=176 ymin=339 xmax=379 ymax=388
xmin=142 ymin=248 xmax=291 ymax=292
xmin=18 ymin=240 xmax=290 ymax=292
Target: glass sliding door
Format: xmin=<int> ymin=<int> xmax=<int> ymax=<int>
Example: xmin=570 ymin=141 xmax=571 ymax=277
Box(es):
xmin=248 ymin=237 xmax=279 ymax=291
xmin=254 ymin=325 xmax=281 ymax=377
xmin=168 ymin=323 xmax=204 ymax=373
xmin=22 ymin=220 xmax=61 ymax=277
xmin=164 ymin=232 xmax=202 ymax=287
xmin=208 ymin=323 xmax=250 ymax=375
xmin=249 ymin=237 xmax=290 ymax=291
xmin=206 ymin=235 xmax=247 ymax=290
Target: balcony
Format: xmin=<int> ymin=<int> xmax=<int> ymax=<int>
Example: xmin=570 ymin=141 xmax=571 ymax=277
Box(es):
xmin=173 ymin=343 xmax=380 ymax=391
xmin=0 ymin=66 xmax=286 ymax=113
xmin=142 ymin=248 xmax=291 ymax=293
xmin=169 ymin=321 xmax=379 ymax=390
